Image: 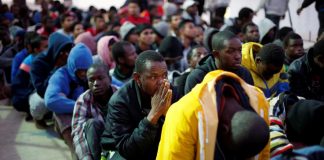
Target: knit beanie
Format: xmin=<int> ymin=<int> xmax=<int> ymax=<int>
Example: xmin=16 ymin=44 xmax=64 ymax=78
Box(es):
xmin=120 ymin=21 xmax=136 ymax=40
xmin=181 ymin=0 xmax=198 ymax=10
xmin=135 ymin=24 xmax=152 ymax=34
xmin=286 ymin=99 xmax=324 ymax=146
xmin=153 ymin=21 xmax=169 ymax=38
xmin=163 ymin=2 xmax=178 ymax=20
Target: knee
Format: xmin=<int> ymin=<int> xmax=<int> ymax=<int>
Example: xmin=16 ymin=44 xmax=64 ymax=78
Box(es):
xmin=86 ymin=119 xmax=104 ymax=130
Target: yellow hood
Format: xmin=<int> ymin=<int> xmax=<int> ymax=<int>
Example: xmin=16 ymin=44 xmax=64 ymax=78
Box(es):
xmin=241 ymin=42 xmax=263 ymax=73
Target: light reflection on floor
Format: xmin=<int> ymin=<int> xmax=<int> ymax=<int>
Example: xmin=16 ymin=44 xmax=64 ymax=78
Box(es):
xmin=0 ymin=105 xmax=71 ymax=160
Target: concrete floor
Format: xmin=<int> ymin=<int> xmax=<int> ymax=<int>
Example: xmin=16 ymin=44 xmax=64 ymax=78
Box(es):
xmin=0 ymin=104 xmax=72 ymax=160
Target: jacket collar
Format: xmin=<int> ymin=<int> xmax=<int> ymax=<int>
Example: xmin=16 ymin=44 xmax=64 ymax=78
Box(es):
xmin=133 ymin=80 xmax=151 ymax=115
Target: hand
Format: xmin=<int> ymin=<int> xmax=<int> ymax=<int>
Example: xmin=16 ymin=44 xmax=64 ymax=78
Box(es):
xmin=147 ymin=80 xmax=172 ymax=125
xmin=297 ymin=8 xmax=303 ymax=15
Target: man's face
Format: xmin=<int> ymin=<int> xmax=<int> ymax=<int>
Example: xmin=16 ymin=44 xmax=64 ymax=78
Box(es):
xmin=55 ymin=45 xmax=73 ymax=67
xmin=62 ymin=16 xmax=74 ymax=31
xmin=314 ymin=54 xmax=324 ymax=69
xmin=121 ymin=44 xmax=137 ymax=68
xmin=76 ymin=69 xmax=88 ymax=83
xmin=194 ymin=27 xmax=204 ymax=44
xmin=87 ymin=67 xmax=111 ymax=96
xmin=128 ymin=2 xmax=140 ymax=16
xmin=285 ymin=38 xmax=304 ymax=60
xmin=189 ymin=47 xmax=208 ymax=68
xmin=181 ymin=22 xmax=196 ymax=39
xmin=128 ymin=33 xmax=139 ymax=44
xmin=170 ymin=15 xmax=181 ymax=30
xmin=187 ymin=5 xmax=198 ymax=15
xmin=244 ymin=25 xmax=260 ymax=43
xmin=135 ymin=61 xmax=168 ymax=97
xmin=215 ymin=38 xmax=242 ymax=70
xmin=95 ymin=17 xmax=106 ymax=31
xmin=139 ymin=28 xmax=154 ymax=46
xmin=73 ymin=24 xmax=84 ymax=37
xmin=257 ymin=62 xmax=282 ymax=80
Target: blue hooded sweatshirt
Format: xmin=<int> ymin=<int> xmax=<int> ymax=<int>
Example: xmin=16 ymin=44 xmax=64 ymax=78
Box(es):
xmin=45 ymin=43 xmax=93 ymax=114
xmin=30 ymin=32 xmax=73 ymax=98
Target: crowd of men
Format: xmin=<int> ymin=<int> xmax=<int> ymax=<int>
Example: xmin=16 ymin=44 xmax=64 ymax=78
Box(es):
xmin=0 ymin=0 xmax=324 ymax=159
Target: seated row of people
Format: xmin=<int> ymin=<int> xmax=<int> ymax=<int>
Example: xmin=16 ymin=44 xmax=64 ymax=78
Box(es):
xmin=9 ymin=28 xmax=324 ymax=160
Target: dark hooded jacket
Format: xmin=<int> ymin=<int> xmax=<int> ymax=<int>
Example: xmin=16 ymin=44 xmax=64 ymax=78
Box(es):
xmin=184 ymin=54 xmax=254 ymax=94
xmin=44 ymin=43 xmax=93 ymax=114
xmin=11 ymin=54 xmax=36 ymax=113
xmin=288 ymin=49 xmax=324 ymax=101
xmin=101 ymin=79 xmax=180 ymax=160
xmin=203 ymin=27 xmax=219 ymax=52
xmin=30 ymin=32 xmax=73 ymax=98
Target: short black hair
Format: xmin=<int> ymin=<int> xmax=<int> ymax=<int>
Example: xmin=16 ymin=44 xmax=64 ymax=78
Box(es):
xmin=134 ymin=50 xmax=164 ymax=73
xmin=205 ymin=28 xmax=219 ymax=52
xmin=60 ymin=11 xmax=74 ymax=23
xmin=223 ymin=26 xmax=241 ymax=35
xmin=238 ymin=7 xmax=253 ymax=20
xmin=135 ymin=24 xmax=152 ymax=34
xmin=71 ymin=21 xmax=83 ymax=32
xmin=276 ymin=27 xmax=293 ymax=41
xmin=242 ymin=22 xmax=258 ymax=34
xmin=87 ymin=62 xmax=110 ymax=77
xmin=257 ymin=43 xmax=285 ymax=66
xmin=283 ymin=32 xmax=302 ymax=48
xmin=212 ymin=31 xmax=237 ymax=52
xmin=178 ymin=19 xmax=194 ymax=30
xmin=24 ymin=31 xmax=46 ymax=51
xmin=94 ymin=14 xmax=104 ymax=22
xmin=111 ymin=41 xmax=132 ymax=64
xmin=187 ymin=45 xmax=204 ymax=61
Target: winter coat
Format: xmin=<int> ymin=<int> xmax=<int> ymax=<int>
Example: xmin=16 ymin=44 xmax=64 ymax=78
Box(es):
xmin=44 ymin=43 xmax=93 ymax=114
xmin=157 ymin=70 xmax=270 ymax=160
xmin=241 ymin=42 xmax=289 ymax=98
xmin=288 ymin=49 xmax=324 ymax=101
xmin=30 ymin=32 xmax=73 ymax=98
xmin=184 ymin=54 xmax=254 ymax=94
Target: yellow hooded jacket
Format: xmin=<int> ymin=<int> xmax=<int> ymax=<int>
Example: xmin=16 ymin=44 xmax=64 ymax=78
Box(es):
xmin=156 ymin=70 xmax=270 ymax=160
xmin=241 ymin=42 xmax=289 ymax=98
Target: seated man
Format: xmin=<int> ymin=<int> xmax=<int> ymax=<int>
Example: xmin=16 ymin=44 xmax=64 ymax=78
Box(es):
xmin=272 ymin=99 xmax=324 ymax=159
xmin=288 ymin=39 xmax=324 ymax=101
xmin=110 ymin=41 xmax=137 ymax=89
xmin=185 ymin=31 xmax=254 ymax=94
xmin=30 ymin=32 xmax=73 ymax=122
xmin=283 ymin=32 xmax=304 ymax=72
xmin=242 ymin=43 xmax=288 ymax=98
xmin=102 ymin=50 xmax=179 ymax=160
xmin=241 ymin=22 xmax=260 ymax=43
xmin=45 ymin=43 xmax=93 ymax=156
xmin=157 ymin=70 xmax=270 ymax=160
xmin=173 ymin=45 xmax=208 ymax=97
xmin=72 ymin=63 xmax=116 ymax=160
xmin=11 ymin=32 xmax=47 ymax=119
